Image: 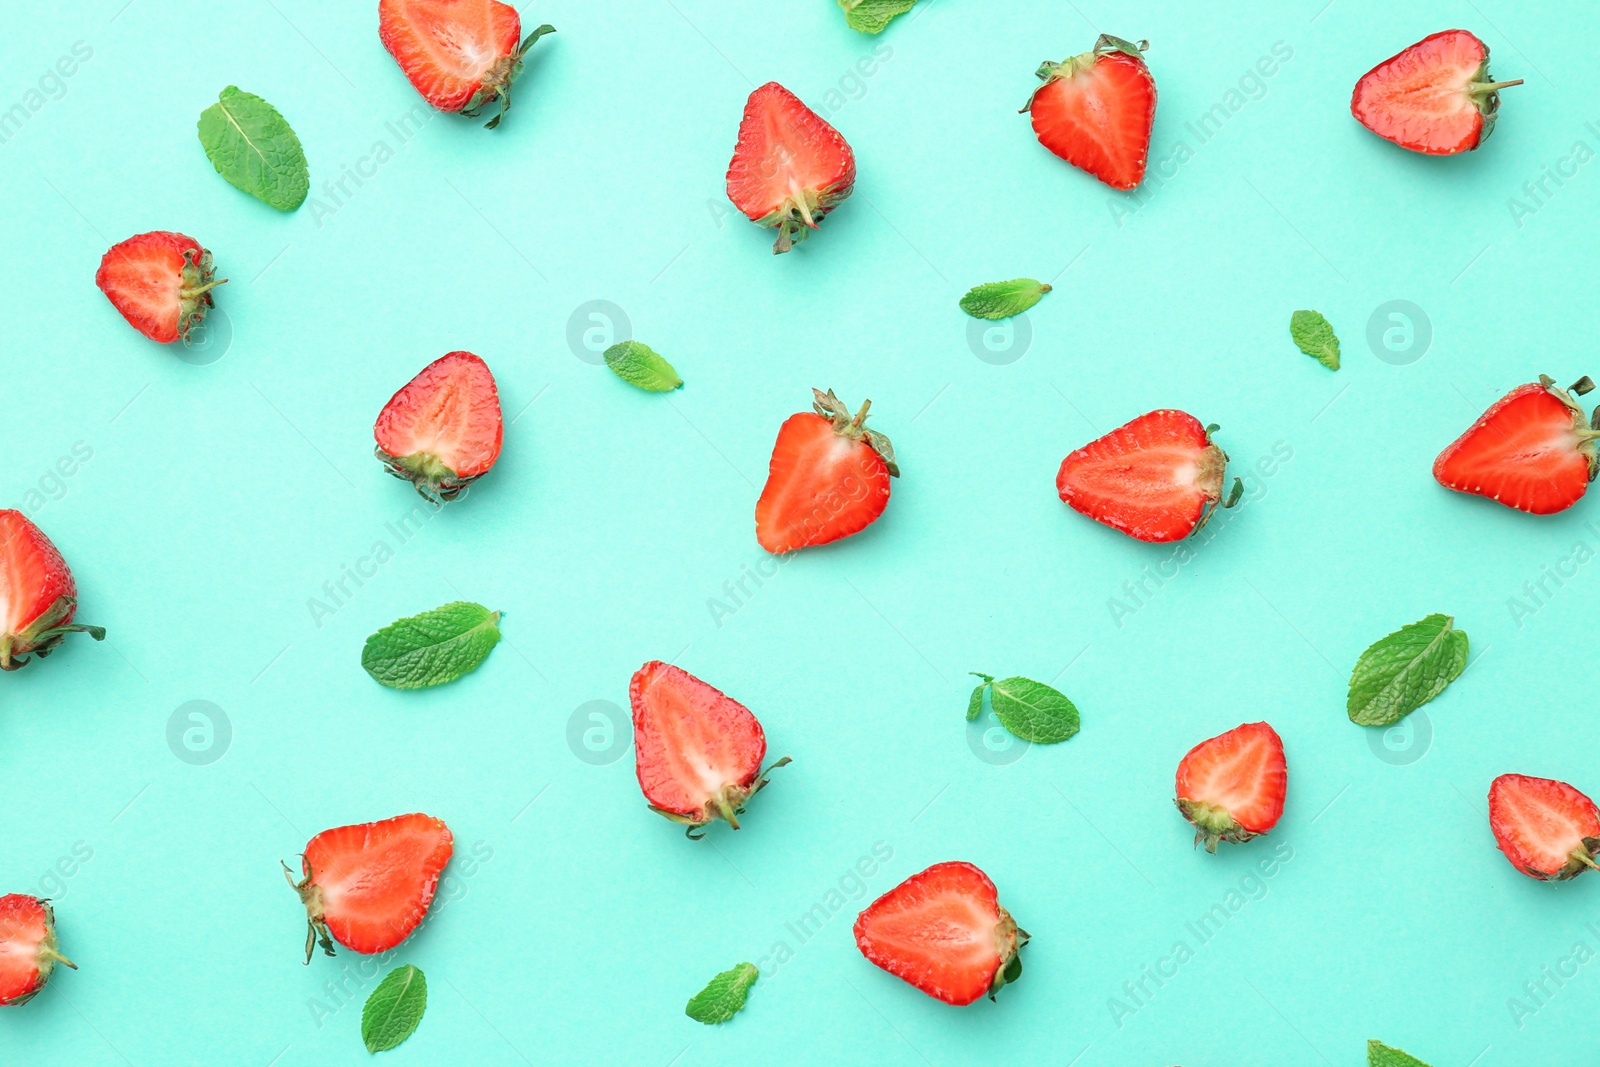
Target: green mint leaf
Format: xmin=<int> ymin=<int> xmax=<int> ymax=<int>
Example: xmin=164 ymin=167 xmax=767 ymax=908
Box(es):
xmin=1290 ymin=309 xmax=1340 ymax=370
xmin=1368 ymin=1040 xmax=1433 ymax=1067
xmin=685 ymin=962 xmax=758 ymax=1024
xmin=604 ymin=341 xmax=683 ymax=391
xmin=838 ymin=0 xmax=917 ymax=33
xmin=362 ymin=601 xmax=502 ymax=689
xmin=362 ymin=965 xmax=427 ymax=1053
xmin=197 ymin=86 xmax=309 ymax=211
xmin=1347 ymin=614 xmax=1468 ymax=727
xmin=988 ymin=676 xmax=1079 ymax=743
xmin=966 ymin=684 xmax=986 ymax=722
xmin=959 ymin=279 xmax=1051 ymax=321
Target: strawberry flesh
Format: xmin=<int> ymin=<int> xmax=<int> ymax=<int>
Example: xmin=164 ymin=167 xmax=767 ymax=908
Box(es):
xmin=379 ymin=0 xmax=553 ymax=127
xmin=755 ymin=389 xmax=896 ymax=553
xmin=0 ymin=510 xmax=103 ymax=671
xmin=95 ymin=231 xmax=224 ymax=344
xmin=1056 ymin=409 xmax=1230 ymax=543
xmin=1175 ymin=722 xmax=1287 ymax=853
xmin=853 ymin=861 xmax=1026 ymax=1006
xmin=0 ymin=895 xmax=75 ymax=1007
xmin=374 ymin=351 xmax=504 ymax=502
xmin=1433 ymin=378 xmax=1598 ymax=515
xmin=630 ymin=661 xmax=785 ymax=835
xmin=1489 ymin=774 xmax=1600 ymax=880
xmin=726 ymin=82 xmax=856 ymax=253
xmin=290 ymin=813 xmax=453 ymax=963
xmin=1351 ymin=30 xmax=1520 ymax=155
xmin=1024 ymin=36 xmax=1156 ymax=190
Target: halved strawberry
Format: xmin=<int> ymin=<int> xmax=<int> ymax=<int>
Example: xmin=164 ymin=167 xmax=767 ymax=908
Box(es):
xmin=1056 ymin=409 xmax=1241 ymax=543
xmin=1175 ymin=722 xmax=1287 ymax=854
xmin=1489 ymin=774 xmax=1600 ymax=881
xmin=726 ymin=82 xmax=856 ymax=254
xmin=374 ymin=351 xmax=504 ymax=502
xmin=1352 ymin=30 xmax=1522 ymax=155
xmin=379 ymin=0 xmax=555 ymax=128
xmin=0 ymin=895 xmax=76 ymax=1007
xmin=95 ymin=231 xmax=225 ymax=344
xmin=755 ymin=389 xmax=897 ymax=553
xmin=1433 ymin=376 xmax=1599 ymax=515
xmin=853 ymin=861 xmax=1027 ymax=1006
xmin=285 ymin=813 xmax=453 ymax=964
xmin=0 ymin=510 xmax=104 ymax=671
xmin=630 ymin=661 xmax=789 ymax=837
xmin=1022 ymin=35 xmax=1156 ymax=190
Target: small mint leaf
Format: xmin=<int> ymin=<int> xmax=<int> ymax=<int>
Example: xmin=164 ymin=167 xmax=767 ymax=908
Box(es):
xmin=1347 ymin=614 xmax=1468 ymax=727
xmin=361 ymin=602 xmax=502 ymax=689
xmin=604 ymin=341 xmax=683 ymax=392
xmin=989 ymin=676 xmax=1079 ymax=743
xmin=362 ymin=965 xmax=427 ymax=1053
xmin=1290 ymin=309 xmax=1340 ymax=370
xmin=838 ymin=0 xmax=917 ymax=33
xmin=685 ymin=962 xmax=757 ymax=1024
xmin=959 ymin=279 xmax=1051 ymax=320
xmin=1368 ymin=1040 xmax=1433 ymax=1067
xmin=197 ymin=86 xmax=309 ymax=211
xmin=966 ymin=683 xmax=987 ymax=721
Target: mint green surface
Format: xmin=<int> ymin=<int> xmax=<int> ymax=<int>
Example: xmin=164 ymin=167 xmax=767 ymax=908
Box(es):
xmin=3 ymin=0 xmax=1599 ymax=1063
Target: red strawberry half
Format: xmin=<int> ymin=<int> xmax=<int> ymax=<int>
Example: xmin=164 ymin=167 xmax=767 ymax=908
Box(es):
xmin=1175 ymin=722 xmax=1287 ymax=854
xmin=1022 ymin=35 xmax=1156 ymax=190
xmin=95 ymin=231 xmax=225 ymax=344
xmin=1489 ymin=774 xmax=1600 ymax=881
xmin=286 ymin=813 xmax=453 ymax=964
xmin=726 ymin=82 xmax=856 ymax=254
xmin=1352 ymin=30 xmax=1522 ymax=155
xmin=374 ymin=351 xmax=504 ymax=502
xmin=0 ymin=895 xmax=76 ymax=1007
xmin=853 ymin=861 xmax=1027 ymax=1006
xmin=0 ymin=510 xmax=104 ymax=671
xmin=755 ymin=388 xmax=897 ymax=553
xmin=1433 ymin=376 xmax=1599 ymax=515
xmin=630 ymin=661 xmax=789 ymax=837
xmin=379 ymin=0 xmax=555 ymax=128
xmin=1056 ymin=409 xmax=1241 ymax=543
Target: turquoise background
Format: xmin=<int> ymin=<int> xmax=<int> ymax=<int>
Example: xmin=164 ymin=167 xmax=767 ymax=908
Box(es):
xmin=3 ymin=0 xmax=1599 ymax=1062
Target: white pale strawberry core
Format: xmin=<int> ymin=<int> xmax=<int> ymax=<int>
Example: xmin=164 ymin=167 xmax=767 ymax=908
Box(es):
xmin=651 ymin=682 xmax=740 ymax=803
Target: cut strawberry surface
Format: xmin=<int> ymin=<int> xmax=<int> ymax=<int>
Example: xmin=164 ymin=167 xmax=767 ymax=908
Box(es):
xmin=1175 ymin=722 xmax=1287 ymax=853
xmin=0 ymin=510 xmax=104 ymax=671
xmin=1056 ymin=409 xmax=1238 ymax=543
xmin=0 ymin=895 xmax=75 ymax=1007
xmin=1489 ymin=774 xmax=1600 ymax=881
xmin=374 ymin=351 xmax=504 ymax=502
xmin=1351 ymin=30 xmax=1521 ymax=155
xmin=1433 ymin=376 xmax=1599 ymax=515
xmin=630 ymin=661 xmax=788 ymax=837
xmin=726 ymin=82 xmax=856 ymax=253
xmin=379 ymin=0 xmax=554 ymax=127
xmin=756 ymin=389 xmax=897 ymax=553
xmin=1023 ymin=35 xmax=1156 ymax=190
xmin=95 ymin=231 xmax=225 ymax=344
xmin=288 ymin=813 xmax=453 ymax=963
xmin=853 ymin=861 xmax=1027 ymax=1006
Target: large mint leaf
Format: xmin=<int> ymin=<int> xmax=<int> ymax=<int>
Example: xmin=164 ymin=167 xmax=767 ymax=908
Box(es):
xmin=197 ymin=86 xmax=309 ymax=211
xmin=838 ymin=0 xmax=917 ymax=33
xmin=685 ymin=962 xmax=757 ymax=1024
xmin=960 ymin=279 xmax=1051 ymax=321
xmin=604 ymin=341 xmax=682 ymax=391
xmin=362 ymin=965 xmax=427 ymax=1053
xmin=1347 ymin=614 xmax=1468 ymax=727
xmin=1290 ymin=309 xmax=1340 ymax=370
xmin=1368 ymin=1040 xmax=1433 ymax=1067
xmin=971 ymin=674 xmax=1079 ymax=743
xmin=362 ymin=602 xmax=502 ymax=689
